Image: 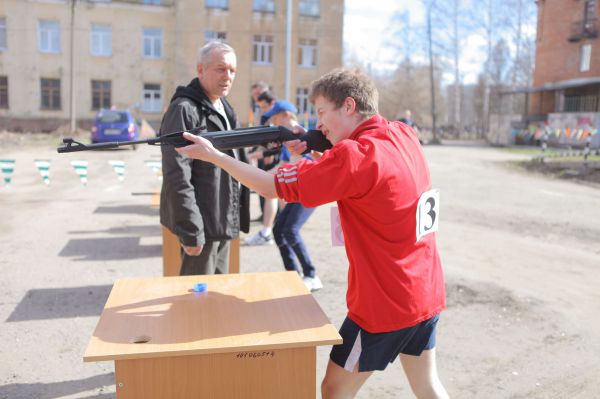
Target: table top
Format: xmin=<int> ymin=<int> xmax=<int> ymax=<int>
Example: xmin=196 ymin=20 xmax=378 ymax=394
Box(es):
xmin=84 ymin=271 xmax=342 ymax=361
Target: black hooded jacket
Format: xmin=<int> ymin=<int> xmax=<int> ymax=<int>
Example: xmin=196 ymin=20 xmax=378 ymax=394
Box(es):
xmin=159 ymin=78 xmax=250 ymax=246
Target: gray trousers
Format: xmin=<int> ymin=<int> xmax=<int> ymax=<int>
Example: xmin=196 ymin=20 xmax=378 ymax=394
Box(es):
xmin=179 ymin=240 xmax=230 ymax=275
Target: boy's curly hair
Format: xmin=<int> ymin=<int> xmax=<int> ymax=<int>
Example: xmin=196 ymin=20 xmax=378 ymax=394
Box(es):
xmin=309 ymin=68 xmax=378 ymax=118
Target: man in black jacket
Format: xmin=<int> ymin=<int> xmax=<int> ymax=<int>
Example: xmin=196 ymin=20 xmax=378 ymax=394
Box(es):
xmin=159 ymin=41 xmax=250 ymax=275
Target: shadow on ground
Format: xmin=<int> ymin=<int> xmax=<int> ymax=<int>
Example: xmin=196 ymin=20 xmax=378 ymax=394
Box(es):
xmin=0 ymin=373 xmax=115 ymax=399
xmin=6 ymin=285 xmax=111 ymax=322
xmin=59 ymin=236 xmax=161 ymax=261
xmin=94 ymin=205 xmax=159 ymax=217
xmin=69 ymin=224 xmax=160 ymax=237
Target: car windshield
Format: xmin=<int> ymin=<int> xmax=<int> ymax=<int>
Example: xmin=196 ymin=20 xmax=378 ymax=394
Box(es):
xmin=97 ymin=112 xmax=129 ymax=124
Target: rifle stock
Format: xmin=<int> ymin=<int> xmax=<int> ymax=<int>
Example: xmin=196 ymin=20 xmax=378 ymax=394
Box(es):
xmin=57 ymin=126 xmax=332 ymax=154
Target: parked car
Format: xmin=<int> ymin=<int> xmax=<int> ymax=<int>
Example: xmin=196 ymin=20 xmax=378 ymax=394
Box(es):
xmin=91 ymin=110 xmax=140 ymax=145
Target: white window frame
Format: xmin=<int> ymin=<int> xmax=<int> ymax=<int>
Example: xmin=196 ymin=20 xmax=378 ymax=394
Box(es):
xmin=39 ymin=20 xmax=60 ymax=54
xmin=143 ymin=28 xmax=162 ymax=59
xmin=90 ymin=24 xmax=112 ymax=57
xmin=205 ymin=0 xmax=228 ymax=8
xmin=299 ymin=0 xmax=320 ymax=17
xmin=298 ymin=38 xmax=317 ymax=68
xmin=142 ymin=83 xmax=162 ymax=113
xmin=253 ymin=34 xmax=273 ymax=65
xmin=0 ymin=18 xmax=6 ymax=51
xmin=204 ymin=31 xmax=227 ymax=44
xmin=253 ymin=0 xmax=275 ymax=13
xmin=581 ymin=43 xmax=592 ymax=72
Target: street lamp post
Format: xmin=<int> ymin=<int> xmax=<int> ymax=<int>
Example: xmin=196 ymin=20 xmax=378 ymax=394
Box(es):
xmin=69 ymin=0 xmax=77 ymax=134
xmin=427 ymin=0 xmax=440 ymax=144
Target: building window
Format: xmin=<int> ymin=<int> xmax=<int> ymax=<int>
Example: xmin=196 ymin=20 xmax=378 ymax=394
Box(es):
xmin=143 ymin=83 xmax=162 ymax=113
xmin=298 ymin=38 xmax=317 ymax=67
xmin=206 ymin=0 xmax=228 ymax=9
xmin=299 ymin=0 xmax=320 ymax=17
xmin=204 ymin=31 xmax=227 ymax=44
xmin=39 ymin=20 xmax=60 ymax=54
xmin=584 ymin=0 xmax=597 ymax=32
xmin=253 ymin=0 xmax=275 ymax=13
xmin=91 ymin=80 xmax=111 ymax=110
xmin=144 ymin=0 xmax=162 ymax=4
xmin=253 ymin=35 xmax=273 ymax=64
xmin=41 ymin=78 xmax=61 ymax=110
xmin=90 ymin=24 xmax=112 ymax=56
xmin=0 ymin=76 xmax=8 ymax=109
xmin=581 ymin=44 xmax=592 ymax=71
xmin=143 ymin=28 xmax=162 ymax=58
xmin=0 ymin=18 xmax=6 ymax=51
xmin=585 ymin=0 xmax=596 ymax=21
xmin=296 ymin=87 xmax=312 ymax=116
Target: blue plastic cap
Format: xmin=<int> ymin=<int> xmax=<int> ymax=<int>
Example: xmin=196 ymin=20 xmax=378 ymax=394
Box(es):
xmin=193 ymin=283 xmax=207 ymax=292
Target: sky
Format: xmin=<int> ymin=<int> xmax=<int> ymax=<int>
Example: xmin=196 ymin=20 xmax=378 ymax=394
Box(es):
xmin=343 ymin=0 xmax=422 ymax=71
xmin=342 ymin=0 xmax=486 ymax=85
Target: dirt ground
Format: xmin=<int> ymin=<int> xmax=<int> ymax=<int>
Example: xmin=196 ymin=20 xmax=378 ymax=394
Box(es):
xmin=0 ymin=135 xmax=599 ymax=398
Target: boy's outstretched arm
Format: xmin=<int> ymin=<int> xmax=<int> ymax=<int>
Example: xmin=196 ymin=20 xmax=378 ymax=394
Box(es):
xmin=175 ymin=132 xmax=279 ymax=199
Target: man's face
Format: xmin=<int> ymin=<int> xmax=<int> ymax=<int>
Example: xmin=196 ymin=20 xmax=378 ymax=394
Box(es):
xmin=252 ymin=86 xmax=266 ymax=102
xmin=314 ymin=95 xmax=353 ymax=145
xmin=198 ymin=51 xmax=237 ymax=102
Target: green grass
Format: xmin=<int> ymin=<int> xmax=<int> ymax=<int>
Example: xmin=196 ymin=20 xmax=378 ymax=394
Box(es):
xmin=499 ymin=146 xmax=600 ymax=161
xmin=544 ymin=154 xmax=600 ymax=162
xmin=500 ymin=146 xmax=557 ymax=156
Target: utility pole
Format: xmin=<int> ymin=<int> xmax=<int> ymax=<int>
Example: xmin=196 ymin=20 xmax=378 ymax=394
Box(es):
xmin=284 ymin=0 xmax=292 ymax=101
xmin=427 ymin=1 xmax=440 ymax=144
xmin=69 ymin=0 xmax=77 ymax=134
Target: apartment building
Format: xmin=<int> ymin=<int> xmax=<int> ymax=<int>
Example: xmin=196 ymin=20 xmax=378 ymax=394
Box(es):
xmin=0 ymin=0 xmax=344 ymax=132
xmin=531 ymin=0 xmax=599 ymax=115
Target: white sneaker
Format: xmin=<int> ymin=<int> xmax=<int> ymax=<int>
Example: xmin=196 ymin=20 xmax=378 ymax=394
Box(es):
xmin=243 ymin=231 xmax=274 ymax=246
xmin=303 ymin=276 xmax=323 ymax=292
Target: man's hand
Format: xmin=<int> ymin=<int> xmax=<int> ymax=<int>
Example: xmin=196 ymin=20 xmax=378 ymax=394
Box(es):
xmin=182 ymin=244 xmax=203 ymax=256
xmin=175 ymin=132 xmax=224 ymax=162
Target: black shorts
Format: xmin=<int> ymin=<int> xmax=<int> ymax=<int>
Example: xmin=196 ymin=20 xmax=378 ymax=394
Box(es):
xmin=330 ymin=314 xmax=440 ymax=372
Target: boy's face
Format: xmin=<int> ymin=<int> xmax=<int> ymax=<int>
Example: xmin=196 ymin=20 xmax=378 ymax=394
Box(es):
xmin=269 ymin=112 xmax=291 ymax=128
xmin=314 ymin=95 xmax=354 ymax=145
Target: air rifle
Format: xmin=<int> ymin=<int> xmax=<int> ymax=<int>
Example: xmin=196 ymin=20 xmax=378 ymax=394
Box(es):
xmin=56 ymin=126 xmax=332 ymax=154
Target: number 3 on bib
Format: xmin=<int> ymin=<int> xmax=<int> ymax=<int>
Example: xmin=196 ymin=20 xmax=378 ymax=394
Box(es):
xmin=416 ymin=189 xmax=440 ymax=242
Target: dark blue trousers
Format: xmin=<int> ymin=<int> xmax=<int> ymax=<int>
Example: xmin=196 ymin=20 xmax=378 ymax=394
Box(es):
xmin=273 ymin=202 xmax=316 ymax=278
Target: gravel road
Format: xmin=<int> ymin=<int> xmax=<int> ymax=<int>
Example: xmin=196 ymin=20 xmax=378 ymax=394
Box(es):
xmin=0 ymin=138 xmax=599 ymax=398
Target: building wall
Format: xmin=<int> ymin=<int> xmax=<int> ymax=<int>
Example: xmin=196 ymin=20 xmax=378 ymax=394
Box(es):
xmin=531 ymin=0 xmax=599 ymax=113
xmin=0 ymin=0 xmax=344 ymax=132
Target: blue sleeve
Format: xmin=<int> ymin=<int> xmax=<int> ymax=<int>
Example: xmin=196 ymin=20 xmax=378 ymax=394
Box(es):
xmin=281 ymin=146 xmax=291 ymax=162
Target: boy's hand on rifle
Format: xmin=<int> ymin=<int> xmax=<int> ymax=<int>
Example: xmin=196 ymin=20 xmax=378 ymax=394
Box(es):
xmin=285 ymin=125 xmax=308 ymax=157
xmin=176 ymin=132 xmax=223 ymax=162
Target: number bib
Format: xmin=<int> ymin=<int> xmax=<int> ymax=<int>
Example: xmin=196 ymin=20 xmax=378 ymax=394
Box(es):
xmin=416 ymin=189 xmax=440 ymax=242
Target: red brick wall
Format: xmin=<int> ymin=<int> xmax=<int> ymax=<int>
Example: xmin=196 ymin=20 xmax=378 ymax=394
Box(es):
xmin=531 ymin=0 xmax=599 ymax=113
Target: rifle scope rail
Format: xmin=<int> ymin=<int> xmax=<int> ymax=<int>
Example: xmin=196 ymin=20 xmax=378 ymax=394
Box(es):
xmin=57 ymin=126 xmax=332 ymax=154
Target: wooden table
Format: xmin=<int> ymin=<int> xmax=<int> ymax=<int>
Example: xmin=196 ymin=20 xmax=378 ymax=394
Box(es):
xmin=84 ymin=272 xmax=342 ymax=398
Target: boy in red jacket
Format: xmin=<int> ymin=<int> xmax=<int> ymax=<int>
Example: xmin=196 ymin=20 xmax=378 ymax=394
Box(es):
xmin=176 ymin=68 xmax=448 ymax=399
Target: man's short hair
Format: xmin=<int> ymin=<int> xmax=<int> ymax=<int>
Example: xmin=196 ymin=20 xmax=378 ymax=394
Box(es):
xmin=257 ymin=91 xmax=275 ymax=104
xmin=251 ymin=81 xmax=270 ymax=91
xmin=309 ymin=68 xmax=378 ymax=118
xmin=197 ymin=41 xmax=235 ymax=66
